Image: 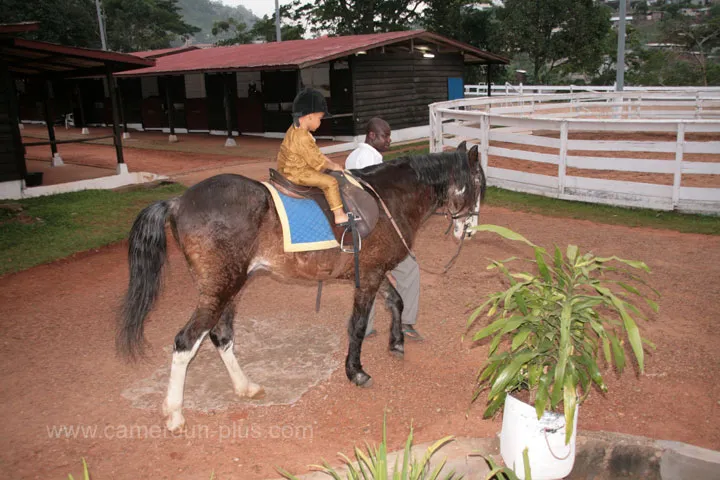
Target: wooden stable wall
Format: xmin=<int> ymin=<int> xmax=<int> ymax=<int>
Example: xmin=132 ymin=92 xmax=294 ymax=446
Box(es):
xmin=353 ymin=52 xmax=463 ymax=132
xmin=0 ymin=66 xmax=25 ymax=182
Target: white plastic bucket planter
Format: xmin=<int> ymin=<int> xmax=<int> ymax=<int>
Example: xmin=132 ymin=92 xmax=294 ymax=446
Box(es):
xmin=500 ymin=394 xmax=579 ymax=480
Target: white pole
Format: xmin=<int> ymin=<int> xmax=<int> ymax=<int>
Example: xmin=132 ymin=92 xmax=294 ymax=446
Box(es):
xmin=275 ymin=0 xmax=282 ymax=42
xmin=95 ymin=0 xmax=108 ymax=50
xmin=616 ymin=0 xmax=627 ymax=91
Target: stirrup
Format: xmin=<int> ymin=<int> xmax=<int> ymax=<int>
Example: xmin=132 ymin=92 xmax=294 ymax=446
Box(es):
xmin=340 ymin=212 xmax=361 ymax=253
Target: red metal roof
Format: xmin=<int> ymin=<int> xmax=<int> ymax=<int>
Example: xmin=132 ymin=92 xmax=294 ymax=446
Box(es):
xmin=131 ymin=45 xmax=199 ymax=59
xmin=117 ymin=30 xmax=508 ymax=77
xmin=2 ymin=38 xmax=155 ymax=77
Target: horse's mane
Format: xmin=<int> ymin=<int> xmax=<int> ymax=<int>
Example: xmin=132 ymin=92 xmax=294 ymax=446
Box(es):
xmin=355 ymin=151 xmax=473 ymax=205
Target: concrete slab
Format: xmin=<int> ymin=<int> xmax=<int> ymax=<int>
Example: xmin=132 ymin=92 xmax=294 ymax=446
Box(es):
xmin=122 ymin=316 xmax=341 ymax=412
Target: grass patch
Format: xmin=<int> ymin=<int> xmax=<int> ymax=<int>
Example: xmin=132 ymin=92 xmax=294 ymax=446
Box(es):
xmin=0 ymin=183 xmax=186 ymax=276
xmin=486 ymin=187 xmax=720 ymax=235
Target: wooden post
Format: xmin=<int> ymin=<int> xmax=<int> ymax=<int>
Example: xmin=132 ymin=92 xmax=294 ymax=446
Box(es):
xmin=558 ymin=121 xmax=568 ymax=197
xmin=672 ymin=122 xmax=685 ymax=209
xmin=165 ymin=76 xmax=177 ymax=142
xmin=75 ymin=84 xmax=89 ymax=134
xmin=480 ymin=114 xmax=489 ymax=173
xmin=223 ymin=74 xmax=236 ymax=146
xmin=429 ymin=104 xmax=436 ymax=153
xmin=42 ymin=80 xmax=63 ymax=166
xmin=487 ymin=64 xmax=492 ymax=97
xmin=117 ymin=79 xmax=130 ymax=139
xmin=105 ymin=68 xmax=126 ymax=173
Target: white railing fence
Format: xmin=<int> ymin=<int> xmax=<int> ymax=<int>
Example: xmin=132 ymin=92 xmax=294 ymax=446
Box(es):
xmin=430 ymin=91 xmax=720 ymax=215
xmin=465 ymin=83 xmax=720 ymax=97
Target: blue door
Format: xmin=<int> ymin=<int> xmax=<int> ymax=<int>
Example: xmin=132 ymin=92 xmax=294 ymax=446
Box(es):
xmin=447 ymin=77 xmax=464 ymax=100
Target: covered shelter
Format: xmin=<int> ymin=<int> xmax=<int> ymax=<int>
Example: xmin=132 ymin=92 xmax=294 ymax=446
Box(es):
xmin=0 ymin=22 xmax=154 ymax=198
xmin=110 ymin=30 xmax=508 ymax=142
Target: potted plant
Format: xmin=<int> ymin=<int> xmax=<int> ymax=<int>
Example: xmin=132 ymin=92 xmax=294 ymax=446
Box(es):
xmin=467 ymin=225 xmax=658 ymax=479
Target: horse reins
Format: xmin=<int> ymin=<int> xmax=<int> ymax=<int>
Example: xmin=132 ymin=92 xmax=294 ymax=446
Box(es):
xmin=355 ymin=175 xmax=477 ymax=275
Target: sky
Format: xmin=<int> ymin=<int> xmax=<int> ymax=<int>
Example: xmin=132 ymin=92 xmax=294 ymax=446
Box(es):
xmin=220 ymin=0 xmax=284 ymax=19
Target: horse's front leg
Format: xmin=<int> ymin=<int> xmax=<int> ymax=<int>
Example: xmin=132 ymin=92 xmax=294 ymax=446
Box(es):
xmin=378 ymin=277 xmax=404 ymax=357
xmin=346 ymin=283 xmax=379 ymax=387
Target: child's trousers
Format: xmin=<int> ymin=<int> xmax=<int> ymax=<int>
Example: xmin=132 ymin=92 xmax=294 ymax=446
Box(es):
xmin=293 ymin=169 xmax=344 ymax=211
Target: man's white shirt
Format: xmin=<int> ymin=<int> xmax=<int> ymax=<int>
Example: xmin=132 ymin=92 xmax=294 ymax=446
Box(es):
xmin=345 ymin=142 xmax=383 ymax=170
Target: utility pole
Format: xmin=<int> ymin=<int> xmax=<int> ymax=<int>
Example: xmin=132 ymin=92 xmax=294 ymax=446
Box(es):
xmin=95 ymin=0 xmax=108 ymax=50
xmin=275 ymin=0 xmax=282 ymax=42
xmin=616 ymin=0 xmax=627 ymax=91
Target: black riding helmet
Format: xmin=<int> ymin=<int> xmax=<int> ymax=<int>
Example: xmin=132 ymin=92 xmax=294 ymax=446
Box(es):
xmin=292 ymin=88 xmax=332 ymax=119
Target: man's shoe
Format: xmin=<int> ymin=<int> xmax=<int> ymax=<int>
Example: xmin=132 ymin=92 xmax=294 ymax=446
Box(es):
xmin=402 ymin=324 xmax=424 ymax=341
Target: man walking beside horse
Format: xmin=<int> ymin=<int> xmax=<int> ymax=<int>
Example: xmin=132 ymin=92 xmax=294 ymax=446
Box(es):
xmin=346 ymin=118 xmax=424 ymax=341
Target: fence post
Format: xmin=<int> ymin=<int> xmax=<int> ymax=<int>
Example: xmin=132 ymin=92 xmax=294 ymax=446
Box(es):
xmin=558 ymin=121 xmax=569 ymax=198
xmin=429 ymin=105 xmax=439 ymax=153
xmin=480 ymin=114 xmax=490 ymax=173
xmin=673 ymin=122 xmax=685 ymax=209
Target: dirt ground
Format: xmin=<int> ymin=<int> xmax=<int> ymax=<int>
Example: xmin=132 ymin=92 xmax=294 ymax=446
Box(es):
xmin=2 ymin=132 xmax=720 ymax=479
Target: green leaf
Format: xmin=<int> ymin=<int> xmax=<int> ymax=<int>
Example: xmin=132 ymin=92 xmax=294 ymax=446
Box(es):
xmin=472 ymin=316 xmax=509 ymax=341
xmin=645 ymin=297 xmax=660 ymax=313
xmin=563 ymin=374 xmax=578 ymax=445
xmin=535 ymin=371 xmax=552 ymax=419
xmin=511 ymin=328 xmax=533 ymax=351
xmin=483 ymin=391 xmax=507 ymax=418
xmin=489 ymin=351 xmax=537 ymax=399
xmin=566 ymin=245 xmax=578 ymax=264
xmin=609 ymin=333 xmax=626 ymax=374
xmin=473 ymin=224 xmax=539 ymax=248
xmin=522 ymin=447 xmax=532 ymax=480
xmin=535 ymin=247 xmax=551 ymax=283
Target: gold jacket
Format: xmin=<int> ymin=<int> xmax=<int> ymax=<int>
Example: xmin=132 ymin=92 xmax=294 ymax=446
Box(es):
xmin=277 ymin=125 xmax=326 ymax=182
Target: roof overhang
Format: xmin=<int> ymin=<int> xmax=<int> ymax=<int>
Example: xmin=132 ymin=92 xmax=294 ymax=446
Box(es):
xmin=0 ymin=37 xmax=155 ymax=79
xmin=116 ymin=30 xmax=508 ymax=78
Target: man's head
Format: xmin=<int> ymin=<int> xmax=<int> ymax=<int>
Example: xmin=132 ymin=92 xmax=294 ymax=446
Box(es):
xmin=365 ymin=118 xmax=391 ymax=153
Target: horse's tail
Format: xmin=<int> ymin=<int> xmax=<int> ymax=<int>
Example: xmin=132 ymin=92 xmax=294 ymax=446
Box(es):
xmin=117 ymin=198 xmax=177 ymax=360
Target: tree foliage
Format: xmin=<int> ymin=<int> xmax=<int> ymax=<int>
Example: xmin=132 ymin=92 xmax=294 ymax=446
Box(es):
xmin=104 ymin=0 xmax=200 ymax=52
xmin=294 ymin=0 xmax=422 ymax=35
xmin=497 ymin=0 xmax=612 ymax=83
xmin=0 ymin=0 xmax=199 ymax=52
xmin=0 ymin=0 xmax=100 ymax=48
xmin=212 ymin=3 xmax=304 ymax=46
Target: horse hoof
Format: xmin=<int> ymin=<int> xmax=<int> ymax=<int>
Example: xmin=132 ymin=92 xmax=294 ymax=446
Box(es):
xmin=390 ymin=343 xmax=404 ymax=358
xmin=247 ymin=384 xmax=266 ymax=400
xmin=351 ymin=372 xmax=373 ymax=388
xmin=165 ymin=412 xmax=186 ymax=433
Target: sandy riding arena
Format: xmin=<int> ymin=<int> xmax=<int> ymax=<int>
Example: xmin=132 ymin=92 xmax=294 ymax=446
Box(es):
xmin=1 ymin=133 xmax=719 ymax=479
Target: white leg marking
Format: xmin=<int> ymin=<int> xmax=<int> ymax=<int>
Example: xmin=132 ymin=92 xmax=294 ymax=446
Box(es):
xmin=218 ymin=341 xmax=265 ymax=399
xmin=163 ymin=332 xmax=207 ymax=432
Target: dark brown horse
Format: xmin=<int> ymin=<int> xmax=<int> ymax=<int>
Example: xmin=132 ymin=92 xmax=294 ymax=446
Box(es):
xmin=118 ymin=143 xmax=485 ymax=431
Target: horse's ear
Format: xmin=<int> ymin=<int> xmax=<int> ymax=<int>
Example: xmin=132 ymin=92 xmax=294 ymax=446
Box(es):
xmin=457 ymin=141 xmax=467 ymax=153
xmin=469 ymin=144 xmax=479 ymax=169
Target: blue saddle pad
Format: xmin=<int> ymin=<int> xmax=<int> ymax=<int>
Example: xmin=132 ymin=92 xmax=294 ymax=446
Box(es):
xmin=262 ymin=182 xmax=340 ymax=252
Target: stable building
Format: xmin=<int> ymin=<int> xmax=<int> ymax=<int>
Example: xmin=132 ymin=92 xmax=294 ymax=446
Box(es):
xmin=18 ymin=30 xmax=507 ymax=143
xmin=116 ymin=30 xmax=507 ymax=140
xmin=1 ymin=22 xmax=155 ymax=199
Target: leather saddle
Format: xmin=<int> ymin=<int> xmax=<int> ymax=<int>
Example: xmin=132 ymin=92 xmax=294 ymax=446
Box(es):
xmin=268 ymin=169 xmax=379 ymax=239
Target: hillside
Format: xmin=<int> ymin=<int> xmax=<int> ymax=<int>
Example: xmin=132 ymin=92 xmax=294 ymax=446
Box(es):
xmin=178 ymin=0 xmax=257 ymax=44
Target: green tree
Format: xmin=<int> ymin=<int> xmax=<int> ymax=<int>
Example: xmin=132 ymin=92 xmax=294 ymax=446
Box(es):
xmin=659 ymin=5 xmax=720 ymax=85
xmin=103 ymin=0 xmax=200 ymax=52
xmin=0 ymin=0 xmax=100 ymax=48
xmin=497 ymin=0 xmax=612 ymax=83
xmin=294 ymin=0 xmax=422 ymax=36
xmin=212 ymin=18 xmax=253 ymax=46
xmin=251 ymin=3 xmax=305 ymax=42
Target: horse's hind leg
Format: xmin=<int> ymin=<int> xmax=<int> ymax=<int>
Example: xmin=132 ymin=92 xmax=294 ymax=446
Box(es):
xmin=378 ymin=278 xmax=404 ymax=357
xmin=210 ymin=302 xmax=264 ymax=399
xmin=163 ymin=296 xmax=224 ymax=432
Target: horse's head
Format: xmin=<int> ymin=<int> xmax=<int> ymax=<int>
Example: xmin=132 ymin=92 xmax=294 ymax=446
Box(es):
xmin=447 ymin=141 xmax=485 ymax=241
